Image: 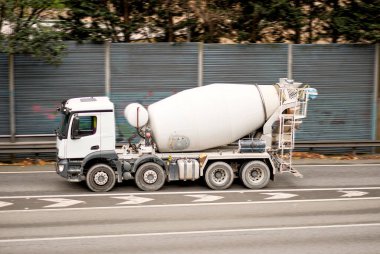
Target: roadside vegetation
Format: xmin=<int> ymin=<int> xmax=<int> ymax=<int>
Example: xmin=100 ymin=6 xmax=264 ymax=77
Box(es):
xmin=0 ymin=0 xmax=379 ymax=63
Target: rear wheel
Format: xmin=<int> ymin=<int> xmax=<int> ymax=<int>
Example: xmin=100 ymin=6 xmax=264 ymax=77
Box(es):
xmin=205 ymin=162 xmax=234 ymax=190
xmin=86 ymin=163 xmax=116 ymax=192
xmin=135 ymin=162 xmax=166 ymax=191
xmin=239 ymin=160 xmax=270 ymax=189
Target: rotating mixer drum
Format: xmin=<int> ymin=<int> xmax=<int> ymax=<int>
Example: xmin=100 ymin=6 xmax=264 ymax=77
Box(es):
xmin=147 ymin=83 xmax=280 ymax=152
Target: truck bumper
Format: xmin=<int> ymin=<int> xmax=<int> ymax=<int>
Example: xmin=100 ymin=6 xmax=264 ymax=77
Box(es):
xmin=56 ymin=159 xmax=83 ymax=182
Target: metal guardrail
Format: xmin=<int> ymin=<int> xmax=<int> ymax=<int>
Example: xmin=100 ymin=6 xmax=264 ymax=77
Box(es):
xmin=296 ymin=140 xmax=380 ymax=148
xmin=0 ymin=135 xmax=56 ymax=154
xmin=1 ymin=135 xmax=380 ymax=154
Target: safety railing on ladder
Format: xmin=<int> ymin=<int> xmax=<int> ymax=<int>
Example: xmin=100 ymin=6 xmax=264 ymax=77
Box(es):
xmin=276 ymin=85 xmax=311 ymax=174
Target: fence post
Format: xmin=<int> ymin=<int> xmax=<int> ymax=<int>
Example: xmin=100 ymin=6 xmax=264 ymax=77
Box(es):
xmin=8 ymin=54 xmax=15 ymax=143
xmin=105 ymin=40 xmax=111 ymax=97
xmin=198 ymin=42 xmax=204 ymax=87
xmin=374 ymin=43 xmax=379 ymax=146
xmin=287 ymin=44 xmax=293 ymax=80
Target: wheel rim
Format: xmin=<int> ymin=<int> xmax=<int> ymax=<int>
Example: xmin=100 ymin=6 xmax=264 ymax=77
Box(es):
xmin=247 ymin=167 xmax=264 ymax=183
xmin=211 ymin=168 xmax=227 ymax=184
xmin=94 ymin=171 xmax=109 ymax=186
xmin=143 ymin=169 xmax=158 ymax=184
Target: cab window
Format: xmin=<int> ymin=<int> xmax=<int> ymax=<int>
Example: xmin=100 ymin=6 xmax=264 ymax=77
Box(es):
xmin=78 ymin=116 xmax=97 ymax=137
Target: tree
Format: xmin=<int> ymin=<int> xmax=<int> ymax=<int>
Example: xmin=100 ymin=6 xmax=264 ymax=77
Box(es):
xmin=150 ymin=0 xmax=189 ymax=42
xmin=232 ymin=0 xmax=271 ymax=43
xmin=0 ymin=0 xmax=66 ymax=64
xmin=58 ymin=0 xmax=380 ymax=44
xmin=61 ymin=0 xmax=154 ymax=43
xmin=61 ymin=0 xmax=117 ymax=42
xmin=188 ymin=0 xmax=235 ymax=43
xmin=113 ymin=0 xmax=153 ymax=42
xmin=332 ymin=0 xmax=380 ymax=43
xmin=231 ymin=0 xmax=307 ymax=44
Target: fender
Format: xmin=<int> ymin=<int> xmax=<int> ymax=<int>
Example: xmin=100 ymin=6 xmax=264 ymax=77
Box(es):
xmin=81 ymin=150 xmax=123 ymax=182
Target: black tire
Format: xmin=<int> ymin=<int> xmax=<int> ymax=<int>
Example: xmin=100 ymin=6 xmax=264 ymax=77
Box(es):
xmin=86 ymin=163 xmax=116 ymax=192
xmin=205 ymin=162 xmax=234 ymax=190
xmin=135 ymin=162 xmax=166 ymax=191
xmin=239 ymin=160 xmax=270 ymax=189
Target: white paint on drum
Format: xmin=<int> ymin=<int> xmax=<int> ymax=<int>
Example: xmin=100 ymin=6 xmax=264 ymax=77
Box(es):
xmin=148 ymin=84 xmax=280 ymax=152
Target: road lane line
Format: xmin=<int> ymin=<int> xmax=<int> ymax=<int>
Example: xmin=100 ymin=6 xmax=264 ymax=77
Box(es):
xmin=1 ymin=186 xmax=380 ymax=199
xmin=0 ymin=196 xmax=380 ymax=213
xmin=1 ymin=222 xmax=379 ymax=243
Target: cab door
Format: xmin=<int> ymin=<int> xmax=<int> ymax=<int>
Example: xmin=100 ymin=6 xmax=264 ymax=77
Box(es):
xmin=66 ymin=113 xmax=101 ymax=159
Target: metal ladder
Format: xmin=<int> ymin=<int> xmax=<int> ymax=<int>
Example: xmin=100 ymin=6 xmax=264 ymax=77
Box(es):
xmin=278 ymin=114 xmax=295 ymax=172
xmin=276 ymin=86 xmax=308 ymax=174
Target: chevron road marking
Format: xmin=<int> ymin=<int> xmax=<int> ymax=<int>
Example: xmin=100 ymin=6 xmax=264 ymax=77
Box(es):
xmin=261 ymin=192 xmax=299 ymax=200
xmin=1 ymin=197 xmax=380 ymax=213
xmin=1 ymin=187 xmax=380 ymax=199
xmin=39 ymin=198 xmax=85 ymax=208
xmin=0 ymin=201 xmax=13 ymax=208
xmin=186 ymin=194 xmax=224 ymax=202
xmin=112 ymin=196 xmax=154 ymax=205
xmin=339 ymin=191 xmax=368 ymax=198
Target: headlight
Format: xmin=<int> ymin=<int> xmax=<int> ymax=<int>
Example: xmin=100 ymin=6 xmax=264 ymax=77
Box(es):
xmin=58 ymin=165 xmax=65 ymax=172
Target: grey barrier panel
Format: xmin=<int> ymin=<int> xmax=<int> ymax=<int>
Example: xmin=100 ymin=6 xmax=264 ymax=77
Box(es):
xmin=14 ymin=42 xmax=105 ymax=134
xmin=0 ymin=42 xmax=378 ymax=150
xmin=293 ymin=44 xmax=375 ymax=151
xmin=0 ymin=53 xmax=9 ymax=135
xmin=110 ymin=43 xmax=198 ymax=140
xmin=203 ymin=44 xmax=288 ymax=85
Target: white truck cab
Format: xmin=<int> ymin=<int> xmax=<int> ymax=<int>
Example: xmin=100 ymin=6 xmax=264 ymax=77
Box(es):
xmin=56 ymin=97 xmax=122 ymax=189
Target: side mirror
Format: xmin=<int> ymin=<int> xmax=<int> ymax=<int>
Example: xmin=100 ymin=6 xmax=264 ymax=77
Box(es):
xmin=71 ymin=116 xmax=80 ymax=139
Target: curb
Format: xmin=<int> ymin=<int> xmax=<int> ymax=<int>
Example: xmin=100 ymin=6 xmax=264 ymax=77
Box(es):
xmin=293 ymin=159 xmax=380 ymax=165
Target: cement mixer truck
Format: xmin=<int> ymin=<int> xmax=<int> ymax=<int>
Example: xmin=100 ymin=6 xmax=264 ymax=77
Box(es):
xmin=55 ymin=78 xmax=317 ymax=192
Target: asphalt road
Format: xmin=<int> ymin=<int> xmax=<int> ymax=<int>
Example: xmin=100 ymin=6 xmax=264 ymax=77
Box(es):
xmin=0 ymin=162 xmax=379 ymax=254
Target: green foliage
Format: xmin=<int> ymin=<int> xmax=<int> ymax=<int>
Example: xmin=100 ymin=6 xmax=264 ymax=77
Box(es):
xmin=334 ymin=0 xmax=380 ymax=43
xmin=61 ymin=0 xmax=154 ymax=43
xmin=5 ymin=0 xmax=374 ymax=44
xmin=231 ymin=0 xmax=379 ymax=44
xmin=0 ymin=0 xmax=66 ymax=64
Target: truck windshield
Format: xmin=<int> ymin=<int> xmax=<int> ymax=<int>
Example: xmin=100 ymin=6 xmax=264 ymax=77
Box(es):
xmin=57 ymin=113 xmax=70 ymax=139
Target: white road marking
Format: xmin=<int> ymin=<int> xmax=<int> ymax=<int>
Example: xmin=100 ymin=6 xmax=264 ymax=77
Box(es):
xmin=339 ymin=190 xmax=368 ymax=198
xmin=0 ymin=201 xmax=13 ymax=208
xmin=1 ymin=186 xmax=380 ymax=199
xmin=112 ymin=196 xmax=154 ymax=205
xmin=261 ymin=192 xmax=298 ymax=200
xmin=1 ymin=222 xmax=379 ymax=243
xmin=39 ymin=198 xmax=85 ymax=208
xmin=1 ymin=196 xmax=379 ymax=214
xmin=186 ymin=194 xmax=224 ymax=202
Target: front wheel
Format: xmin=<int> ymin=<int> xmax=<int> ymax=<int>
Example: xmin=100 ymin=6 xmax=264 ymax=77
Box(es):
xmin=205 ymin=162 xmax=234 ymax=190
xmin=86 ymin=163 xmax=116 ymax=192
xmin=239 ymin=160 xmax=270 ymax=189
xmin=135 ymin=162 xmax=166 ymax=191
